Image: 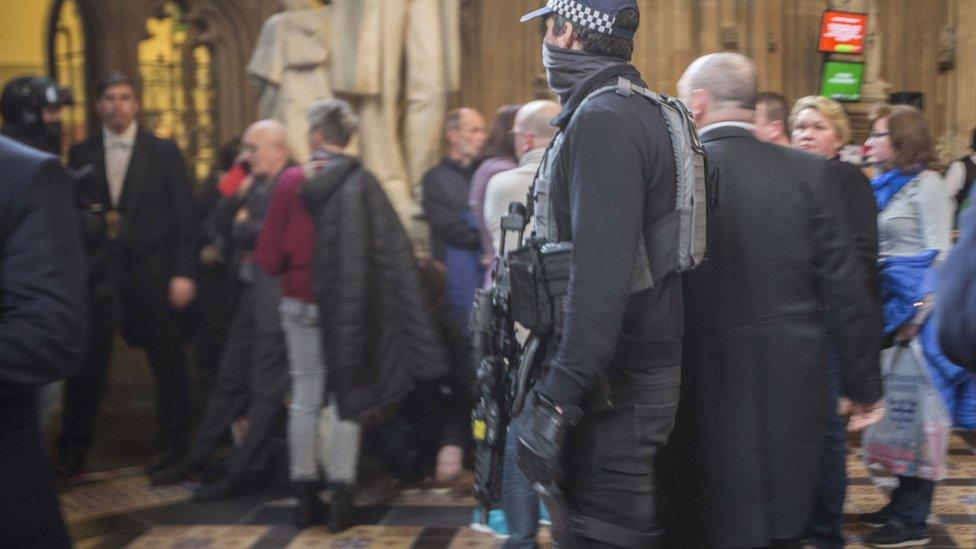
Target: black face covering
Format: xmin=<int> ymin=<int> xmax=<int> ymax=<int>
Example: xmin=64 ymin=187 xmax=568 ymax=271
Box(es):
xmin=42 ymin=121 xmax=63 ymax=155
xmin=1 ymin=120 xmax=62 ymax=155
xmin=542 ymin=42 xmax=624 ymax=103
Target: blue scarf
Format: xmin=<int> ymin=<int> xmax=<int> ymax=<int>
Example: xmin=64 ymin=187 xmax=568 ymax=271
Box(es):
xmin=871 ymin=167 xmax=921 ymax=211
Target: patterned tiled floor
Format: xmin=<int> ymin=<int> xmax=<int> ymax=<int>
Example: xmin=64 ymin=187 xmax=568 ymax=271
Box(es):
xmin=62 ymin=474 xmax=192 ymax=523
xmin=127 ymin=526 xmax=270 ymax=548
xmin=65 ymin=432 xmax=975 ymax=548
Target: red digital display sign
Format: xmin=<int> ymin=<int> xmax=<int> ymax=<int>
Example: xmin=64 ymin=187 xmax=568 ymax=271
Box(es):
xmin=818 ymin=10 xmax=867 ymax=54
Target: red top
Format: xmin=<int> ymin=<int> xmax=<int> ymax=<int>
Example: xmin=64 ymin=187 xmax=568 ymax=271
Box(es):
xmin=255 ymin=165 xmax=316 ymax=303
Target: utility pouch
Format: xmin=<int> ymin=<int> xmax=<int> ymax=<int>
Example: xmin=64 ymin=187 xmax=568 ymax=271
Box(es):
xmin=509 ymin=241 xmax=572 ymax=334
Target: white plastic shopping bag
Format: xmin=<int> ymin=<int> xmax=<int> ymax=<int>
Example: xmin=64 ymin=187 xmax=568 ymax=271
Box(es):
xmin=862 ymin=342 xmax=951 ymax=481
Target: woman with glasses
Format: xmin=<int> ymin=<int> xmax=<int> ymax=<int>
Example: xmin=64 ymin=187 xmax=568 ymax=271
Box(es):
xmin=790 ymin=95 xmax=883 ymax=549
xmin=859 ymin=105 xmax=953 ymax=548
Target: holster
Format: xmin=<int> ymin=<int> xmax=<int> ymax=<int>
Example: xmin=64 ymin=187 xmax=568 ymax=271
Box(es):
xmin=508 ymin=241 xmax=571 ymax=334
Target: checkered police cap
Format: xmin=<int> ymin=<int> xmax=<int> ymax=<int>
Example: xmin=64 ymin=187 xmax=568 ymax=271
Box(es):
xmin=520 ymin=0 xmax=639 ymax=40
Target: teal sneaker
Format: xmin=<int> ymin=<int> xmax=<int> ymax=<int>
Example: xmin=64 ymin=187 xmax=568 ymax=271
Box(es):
xmin=539 ymin=502 xmax=551 ymax=526
xmin=470 ymin=508 xmax=510 ymax=539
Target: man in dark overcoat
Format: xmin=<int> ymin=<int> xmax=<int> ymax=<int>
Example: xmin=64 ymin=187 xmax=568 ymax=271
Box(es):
xmin=0 ymin=136 xmax=87 ymax=547
xmin=61 ymin=71 xmax=198 ymax=475
xmin=659 ymin=52 xmax=883 ymax=548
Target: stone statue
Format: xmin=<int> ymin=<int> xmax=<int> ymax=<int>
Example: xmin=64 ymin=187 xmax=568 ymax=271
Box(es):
xmin=247 ymin=0 xmax=334 ymax=162
xmin=329 ymin=0 xmax=462 ymax=217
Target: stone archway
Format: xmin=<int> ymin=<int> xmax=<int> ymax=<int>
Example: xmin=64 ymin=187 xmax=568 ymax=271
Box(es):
xmin=58 ymin=0 xmax=279 ymax=150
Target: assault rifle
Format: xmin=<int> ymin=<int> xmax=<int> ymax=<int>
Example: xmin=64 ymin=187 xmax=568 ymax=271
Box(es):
xmin=470 ymin=202 xmax=530 ymax=526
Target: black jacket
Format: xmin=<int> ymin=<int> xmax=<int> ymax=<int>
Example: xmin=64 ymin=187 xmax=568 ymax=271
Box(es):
xmin=0 ymin=136 xmax=86 ymax=548
xmin=662 ymin=126 xmax=881 ymax=548
xmin=421 ymin=157 xmax=479 ymax=262
xmin=828 ymin=158 xmax=882 ymax=310
xmin=301 ymin=155 xmax=450 ymax=419
xmin=69 ymin=128 xmax=197 ymax=345
xmin=536 ymin=63 xmax=683 ymax=407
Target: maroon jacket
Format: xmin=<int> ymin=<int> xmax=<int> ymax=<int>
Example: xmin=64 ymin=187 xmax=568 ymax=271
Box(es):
xmin=255 ymin=165 xmax=316 ymax=303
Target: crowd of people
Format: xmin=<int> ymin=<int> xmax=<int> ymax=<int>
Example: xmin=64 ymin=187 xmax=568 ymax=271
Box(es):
xmin=1 ymin=0 xmax=976 ymax=548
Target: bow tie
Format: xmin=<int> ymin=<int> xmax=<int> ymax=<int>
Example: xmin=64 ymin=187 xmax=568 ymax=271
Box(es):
xmin=107 ymin=140 xmax=132 ymax=150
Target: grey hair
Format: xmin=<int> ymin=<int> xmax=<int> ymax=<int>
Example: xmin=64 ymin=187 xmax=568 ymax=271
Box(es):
xmin=679 ymin=52 xmax=759 ymax=111
xmin=307 ymin=98 xmax=359 ymax=147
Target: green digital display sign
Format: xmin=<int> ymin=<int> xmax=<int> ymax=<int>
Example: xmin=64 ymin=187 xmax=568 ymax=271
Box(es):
xmin=821 ymin=61 xmax=864 ymax=102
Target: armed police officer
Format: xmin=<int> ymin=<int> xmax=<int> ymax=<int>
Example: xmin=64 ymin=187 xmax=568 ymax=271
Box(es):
xmin=514 ymin=1 xmax=692 ymax=547
xmin=0 ymin=76 xmax=72 ymax=156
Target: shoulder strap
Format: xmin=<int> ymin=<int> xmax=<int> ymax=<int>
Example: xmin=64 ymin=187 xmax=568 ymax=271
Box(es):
xmin=962 ymin=156 xmax=976 ymax=185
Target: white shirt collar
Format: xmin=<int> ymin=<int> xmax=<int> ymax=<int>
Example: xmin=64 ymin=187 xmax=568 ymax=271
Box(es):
xmin=104 ymin=122 xmax=138 ymax=145
xmin=698 ymin=121 xmax=756 ymax=137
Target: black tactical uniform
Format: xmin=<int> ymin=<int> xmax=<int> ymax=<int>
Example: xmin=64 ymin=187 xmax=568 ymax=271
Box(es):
xmin=515 ymin=3 xmax=683 ymax=546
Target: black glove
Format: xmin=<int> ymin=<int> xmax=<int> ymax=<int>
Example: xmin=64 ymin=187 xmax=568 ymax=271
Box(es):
xmin=515 ymin=391 xmax=583 ymax=485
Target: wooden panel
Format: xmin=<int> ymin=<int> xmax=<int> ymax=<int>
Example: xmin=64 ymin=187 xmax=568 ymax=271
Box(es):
xmin=950 ymin=0 xmax=976 ymax=158
xmin=61 ymin=0 xmax=976 ymax=165
xmin=459 ymin=0 xmax=546 ymax=118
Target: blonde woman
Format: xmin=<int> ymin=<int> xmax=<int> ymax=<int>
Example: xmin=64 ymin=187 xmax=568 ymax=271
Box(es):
xmin=790 ymin=95 xmax=882 ymax=549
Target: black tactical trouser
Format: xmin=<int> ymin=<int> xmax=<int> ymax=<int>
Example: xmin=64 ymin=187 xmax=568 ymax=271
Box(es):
xmin=560 ymin=364 xmax=680 ymax=548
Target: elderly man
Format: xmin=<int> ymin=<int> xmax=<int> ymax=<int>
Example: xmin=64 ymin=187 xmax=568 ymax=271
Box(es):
xmin=420 ymin=107 xmax=487 ymax=484
xmin=483 ymin=100 xmax=560 ymax=257
xmin=152 ymin=120 xmax=293 ymax=501
xmin=481 ymin=99 xmax=560 ymax=548
xmin=423 ymin=107 xmax=488 ymax=285
xmin=659 ymin=53 xmax=881 ymax=549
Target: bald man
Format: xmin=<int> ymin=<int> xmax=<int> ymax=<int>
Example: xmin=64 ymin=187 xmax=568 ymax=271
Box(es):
xmin=151 ymin=120 xmax=294 ymax=501
xmin=659 ymin=53 xmax=880 ymax=548
xmin=481 ymin=102 xmax=562 ymax=546
xmin=483 ymin=100 xmax=560 ymax=257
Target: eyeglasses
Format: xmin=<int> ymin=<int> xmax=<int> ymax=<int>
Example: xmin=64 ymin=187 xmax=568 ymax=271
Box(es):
xmin=241 ymin=142 xmax=283 ymax=153
xmin=867 ymin=131 xmax=890 ymax=140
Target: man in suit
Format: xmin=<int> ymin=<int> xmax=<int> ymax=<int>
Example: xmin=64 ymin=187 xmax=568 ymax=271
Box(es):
xmin=0 ymin=135 xmax=87 ymax=547
xmin=659 ymin=53 xmax=882 ymax=548
xmin=60 ymin=71 xmax=198 ymax=476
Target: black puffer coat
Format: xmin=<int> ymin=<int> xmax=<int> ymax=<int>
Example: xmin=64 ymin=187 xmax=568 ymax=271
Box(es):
xmin=300 ymin=154 xmax=450 ymax=420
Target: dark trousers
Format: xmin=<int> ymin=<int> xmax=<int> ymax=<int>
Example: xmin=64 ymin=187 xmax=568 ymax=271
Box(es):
xmin=806 ymin=331 xmax=847 ymax=549
xmin=561 ymin=365 xmax=680 ymax=548
xmin=1 ymin=392 xmax=71 ymax=548
xmin=882 ymin=476 xmax=935 ymax=530
xmin=805 ymin=412 xmax=847 ymax=548
xmin=59 ymin=303 xmax=190 ymax=458
xmin=185 ymin=283 xmax=289 ymax=480
xmin=503 ymin=421 xmax=539 ymax=549
xmin=748 ymin=540 xmax=801 ymax=549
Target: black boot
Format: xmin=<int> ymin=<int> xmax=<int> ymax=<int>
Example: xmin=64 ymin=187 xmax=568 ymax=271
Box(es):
xmin=293 ymin=480 xmax=326 ymax=530
xmin=192 ymin=474 xmax=248 ymax=502
xmin=328 ymin=483 xmax=355 ymax=533
xmin=149 ymin=459 xmax=195 ymax=486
